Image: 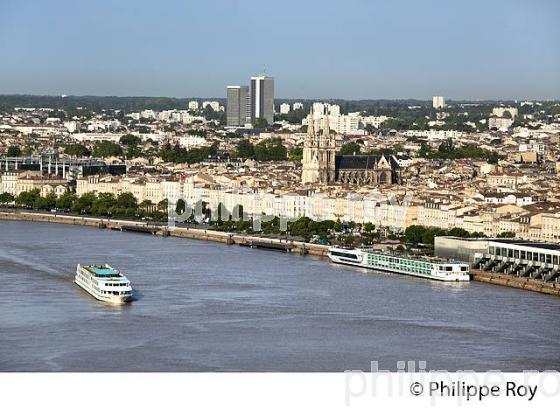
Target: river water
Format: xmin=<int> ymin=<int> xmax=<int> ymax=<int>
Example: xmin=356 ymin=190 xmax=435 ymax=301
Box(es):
xmin=1 ymin=220 xmax=559 ymax=371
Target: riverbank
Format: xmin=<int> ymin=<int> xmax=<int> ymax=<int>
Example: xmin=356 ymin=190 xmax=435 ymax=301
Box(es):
xmin=0 ymin=210 xmax=329 ymax=256
xmin=2 ymin=210 xmax=559 ymax=297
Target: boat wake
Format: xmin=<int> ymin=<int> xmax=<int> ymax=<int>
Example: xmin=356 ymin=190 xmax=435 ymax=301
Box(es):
xmin=0 ymin=247 xmax=71 ymax=281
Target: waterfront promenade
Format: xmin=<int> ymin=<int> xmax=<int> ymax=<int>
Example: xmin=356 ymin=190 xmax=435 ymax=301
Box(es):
xmin=1 ymin=210 xmax=559 ymax=297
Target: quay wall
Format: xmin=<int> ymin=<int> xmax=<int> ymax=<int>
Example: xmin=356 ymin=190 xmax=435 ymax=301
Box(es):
xmin=471 ymin=269 xmax=560 ymax=297
xmin=1 ymin=211 xmax=558 ymax=296
xmin=0 ymin=211 xmax=329 ymax=257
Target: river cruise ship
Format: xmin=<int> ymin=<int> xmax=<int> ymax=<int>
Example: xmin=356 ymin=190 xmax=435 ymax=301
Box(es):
xmin=75 ymin=264 xmax=133 ymax=304
xmin=328 ymin=247 xmax=470 ymax=282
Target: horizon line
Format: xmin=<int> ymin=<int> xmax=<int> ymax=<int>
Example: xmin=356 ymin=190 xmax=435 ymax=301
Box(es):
xmin=1 ymin=93 xmax=558 ymax=103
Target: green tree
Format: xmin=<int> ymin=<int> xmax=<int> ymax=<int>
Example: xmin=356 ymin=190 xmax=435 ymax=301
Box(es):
xmin=64 ymin=144 xmax=90 ymax=157
xmin=175 ymin=198 xmax=186 ymax=215
xmin=288 ymin=146 xmax=303 ymax=161
xmin=274 ymin=108 xmax=307 ymax=124
xmin=139 ymin=199 xmax=153 ymax=210
xmin=438 ymin=138 xmax=456 ymax=158
xmin=158 ymin=199 xmax=169 ymax=212
xmin=236 ymin=139 xmax=255 ymax=159
xmin=338 ymin=142 xmax=362 ymax=156
xmin=120 ymin=134 xmax=141 ymax=146
xmin=22 ymin=144 xmax=35 ymax=156
xmin=497 ymin=231 xmax=516 ymax=238
xmin=116 ymin=192 xmax=137 ymax=210
xmin=72 ymin=192 xmax=96 ymax=214
xmin=93 ymin=141 xmax=123 ymax=158
xmin=91 ymin=193 xmax=116 ymax=215
xmin=55 ymin=192 xmax=77 ymax=210
xmin=15 ymin=189 xmax=40 ymax=207
xmin=418 ymin=143 xmax=432 ymax=158
xmin=34 ymin=193 xmax=57 ymax=210
xmin=252 ymin=118 xmax=269 ymax=129
xmin=0 ymin=192 xmax=15 ymax=205
xmin=7 ymin=146 xmax=22 ymax=157
xmin=254 ymin=138 xmax=287 ymax=161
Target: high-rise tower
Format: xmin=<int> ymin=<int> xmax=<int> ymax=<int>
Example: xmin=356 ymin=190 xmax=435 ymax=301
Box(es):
xmin=250 ymin=76 xmax=274 ymax=125
xmin=226 ymin=85 xmax=250 ymax=126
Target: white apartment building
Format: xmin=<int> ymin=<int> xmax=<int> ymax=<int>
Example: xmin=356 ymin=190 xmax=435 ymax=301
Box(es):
xmin=483 ymin=193 xmax=534 ymax=207
xmin=432 ymin=96 xmax=446 ymax=109
xmin=311 ymin=103 xmax=340 ymax=118
xmin=519 ymin=141 xmax=545 ymax=154
xmin=188 ymin=101 xmax=199 ymax=111
xmin=141 ymin=110 xmax=156 ymax=119
xmin=202 ymin=101 xmax=221 ymax=111
xmin=63 ymin=120 xmax=79 ymax=133
xmin=292 ymin=102 xmax=304 ymax=110
xmin=492 ymin=107 xmax=518 ymax=119
xmin=177 ymin=135 xmax=209 ymax=149
xmin=329 ymin=114 xmax=361 ymax=135
xmin=360 ymin=115 xmax=389 ymax=129
xmin=489 ymin=116 xmax=514 ymax=130
xmin=279 ymin=103 xmax=290 ymax=114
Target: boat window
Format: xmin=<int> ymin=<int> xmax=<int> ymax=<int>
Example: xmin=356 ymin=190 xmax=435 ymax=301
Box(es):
xmin=331 ymin=251 xmax=358 ymax=260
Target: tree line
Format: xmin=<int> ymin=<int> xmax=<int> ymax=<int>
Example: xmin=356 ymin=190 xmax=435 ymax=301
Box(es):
xmin=0 ymin=190 xmax=169 ymax=221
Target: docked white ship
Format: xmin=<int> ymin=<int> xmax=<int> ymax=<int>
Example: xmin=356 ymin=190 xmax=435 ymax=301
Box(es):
xmin=75 ymin=264 xmax=133 ymax=304
xmin=328 ymin=247 xmax=470 ymax=282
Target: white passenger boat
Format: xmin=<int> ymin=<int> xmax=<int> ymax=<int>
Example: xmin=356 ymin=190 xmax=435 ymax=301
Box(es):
xmin=75 ymin=264 xmax=133 ymax=304
xmin=328 ymin=247 xmax=471 ymax=282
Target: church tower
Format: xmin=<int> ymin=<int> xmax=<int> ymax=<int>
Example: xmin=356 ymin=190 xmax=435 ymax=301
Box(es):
xmin=318 ymin=111 xmax=336 ymax=184
xmin=301 ymin=106 xmax=337 ymax=185
xmin=301 ymin=106 xmax=320 ymax=184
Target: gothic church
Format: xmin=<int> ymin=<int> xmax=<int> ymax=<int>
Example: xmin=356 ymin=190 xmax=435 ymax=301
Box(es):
xmin=301 ymin=107 xmax=401 ymax=186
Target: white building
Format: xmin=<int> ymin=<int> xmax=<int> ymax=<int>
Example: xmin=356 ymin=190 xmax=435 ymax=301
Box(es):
xmin=432 ymin=96 xmax=446 ymax=109
xmin=361 ymin=115 xmax=389 ymax=129
xmin=63 ymin=120 xmax=79 ymax=133
xmin=279 ymin=103 xmax=290 ymax=114
xmin=519 ymin=140 xmax=545 ymax=154
xmin=141 ymin=110 xmax=156 ymax=119
xmin=489 ymin=116 xmax=514 ymax=130
xmin=329 ymin=114 xmax=361 ymax=135
xmin=202 ymin=101 xmax=221 ymax=111
xmin=177 ymin=135 xmax=209 ymax=149
xmin=292 ymin=102 xmax=304 ymax=110
xmin=492 ymin=107 xmax=518 ymax=119
xmin=188 ymin=101 xmax=199 ymax=111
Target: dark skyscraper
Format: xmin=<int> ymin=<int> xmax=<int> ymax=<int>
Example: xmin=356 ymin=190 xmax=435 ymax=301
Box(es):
xmin=226 ymin=85 xmax=250 ymax=127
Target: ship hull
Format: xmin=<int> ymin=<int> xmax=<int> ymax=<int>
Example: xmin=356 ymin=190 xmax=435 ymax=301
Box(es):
xmin=328 ymin=249 xmax=471 ymax=282
xmin=74 ymin=280 xmax=132 ymax=304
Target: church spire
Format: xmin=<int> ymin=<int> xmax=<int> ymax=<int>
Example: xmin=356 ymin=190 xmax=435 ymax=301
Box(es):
xmin=307 ymin=105 xmax=315 ymax=138
xmin=322 ymin=106 xmax=330 ymax=140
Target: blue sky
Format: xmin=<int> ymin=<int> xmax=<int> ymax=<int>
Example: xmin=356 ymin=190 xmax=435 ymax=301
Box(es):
xmin=0 ymin=0 xmax=558 ymax=99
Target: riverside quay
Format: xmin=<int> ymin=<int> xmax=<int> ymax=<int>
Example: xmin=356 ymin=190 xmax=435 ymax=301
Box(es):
xmin=435 ymin=237 xmax=560 ymax=283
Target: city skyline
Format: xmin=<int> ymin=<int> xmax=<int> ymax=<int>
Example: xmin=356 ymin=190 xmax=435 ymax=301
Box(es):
xmin=1 ymin=0 xmax=559 ymax=100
